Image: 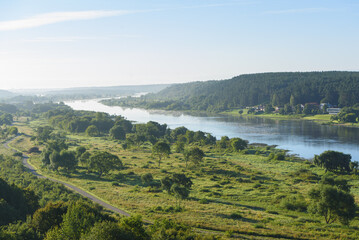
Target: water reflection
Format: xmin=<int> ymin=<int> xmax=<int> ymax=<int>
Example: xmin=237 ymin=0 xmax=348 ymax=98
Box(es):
xmin=64 ymin=99 xmax=359 ymax=160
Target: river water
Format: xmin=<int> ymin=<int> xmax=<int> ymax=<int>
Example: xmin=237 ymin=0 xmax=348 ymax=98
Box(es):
xmin=64 ymin=99 xmax=359 ymax=160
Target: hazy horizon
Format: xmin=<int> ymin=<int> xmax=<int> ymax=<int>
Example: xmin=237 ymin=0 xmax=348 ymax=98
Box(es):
xmin=1 ymin=0 xmax=358 ymax=89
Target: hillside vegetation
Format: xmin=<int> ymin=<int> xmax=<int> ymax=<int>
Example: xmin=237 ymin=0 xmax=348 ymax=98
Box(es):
xmin=0 ymin=102 xmax=357 ymax=239
xmin=102 ymin=71 xmax=359 ymax=112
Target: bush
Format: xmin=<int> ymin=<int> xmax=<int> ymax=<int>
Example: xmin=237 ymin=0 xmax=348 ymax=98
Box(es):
xmin=229 ymin=213 xmax=242 ymax=219
xmin=280 ymin=195 xmax=307 ymax=212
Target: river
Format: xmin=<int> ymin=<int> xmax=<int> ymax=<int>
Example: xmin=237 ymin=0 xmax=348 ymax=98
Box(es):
xmin=64 ymin=99 xmax=359 ymax=160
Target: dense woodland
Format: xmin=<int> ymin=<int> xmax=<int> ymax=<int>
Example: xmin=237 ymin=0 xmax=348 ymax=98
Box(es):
xmin=102 ymin=71 xmax=359 ymax=112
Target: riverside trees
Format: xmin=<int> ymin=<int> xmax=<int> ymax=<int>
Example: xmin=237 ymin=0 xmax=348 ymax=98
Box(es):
xmin=314 ymin=151 xmax=353 ymax=173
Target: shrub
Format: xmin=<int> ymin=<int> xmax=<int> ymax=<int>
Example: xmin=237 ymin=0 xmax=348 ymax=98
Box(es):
xmin=280 ymin=195 xmax=307 ymax=212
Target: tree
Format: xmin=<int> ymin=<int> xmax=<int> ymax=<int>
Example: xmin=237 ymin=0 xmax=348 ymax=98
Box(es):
xmin=161 ymin=174 xmax=193 ymax=206
xmin=230 ymin=138 xmax=247 ymax=151
xmin=309 ymin=185 xmax=356 ymax=225
xmin=86 ymin=125 xmax=100 ymax=137
xmin=7 ymin=126 xmax=18 ymax=135
xmin=183 ymin=147 xmax=205 ymax=168
xmin=290 ymin=94 xmax=297 ymax=106
xmin=109 ymin=125 xmax=126 ymax=140
xmin=217 ymin=136 xmax=230 ymax=149
xmin=51 ymin=201 xmax=107 ymax=240
xmin=49 ymin=150 xmax=77 ymax=172
xmin=271 ymin=93 xmax=279 ymax=106
xmin=152 ymin=142 xmax=170 ymax=167
xmin=60 ymin=150 xmax=77 ymax=172
xmin=88 ymin=151 xmax=122 ymax=177
xmin=141 ymin=173 xmax=153 ymax=186
xmin=31 ymin=201 xmax=68 ymax=234
xmin=314 ymin=151 xmax=351 ymax=173
xmin=36 ymin=126 xmax=53 ymax=142
xmin=81 ymin=220 xmax=145 ymax=240
xmin=264 ymin=104 xmax=274 ymax=114
xmin=174 ymin=141 xmax=185 ymax=153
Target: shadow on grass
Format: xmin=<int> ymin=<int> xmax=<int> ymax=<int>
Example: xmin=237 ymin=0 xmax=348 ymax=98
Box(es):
xmin=208 ymin=198 xmax=266 ymax=211
xmin=215 ymin=213 xmax=258 ymax=223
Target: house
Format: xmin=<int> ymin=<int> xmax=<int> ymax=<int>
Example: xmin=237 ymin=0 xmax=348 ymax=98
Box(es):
xmin=327 ymin=108 xmax=341 ymax=115
xmin=320 ymin=103 xmax=333 ymax=110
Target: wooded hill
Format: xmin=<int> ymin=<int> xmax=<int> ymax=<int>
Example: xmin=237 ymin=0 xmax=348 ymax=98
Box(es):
xmin=103 ymin=72 xmax=359 ymax=112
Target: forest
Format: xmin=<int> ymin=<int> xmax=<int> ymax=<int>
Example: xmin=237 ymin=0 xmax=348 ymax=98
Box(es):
xmin=102 ymin=71 xmax=359 ymax=112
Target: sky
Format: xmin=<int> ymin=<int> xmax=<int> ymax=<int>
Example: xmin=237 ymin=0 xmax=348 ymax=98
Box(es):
xmin=0 ymin=0 xmax=358 ymax=90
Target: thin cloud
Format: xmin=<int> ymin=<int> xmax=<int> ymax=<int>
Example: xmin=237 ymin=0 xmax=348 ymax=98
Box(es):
xmin=264 ymin=8 xmax=336 ymax=15
xmin=0 ymin=10 xmax=134 ymax=31
xmin=22 ymin=36 xmax=109 ymax=42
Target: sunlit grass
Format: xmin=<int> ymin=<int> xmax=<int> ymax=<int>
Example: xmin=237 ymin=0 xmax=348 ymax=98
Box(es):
xmin=9 ymin=119 xmax=359 ymax=239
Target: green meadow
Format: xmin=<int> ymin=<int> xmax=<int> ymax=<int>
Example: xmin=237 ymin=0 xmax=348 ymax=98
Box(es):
xmin=8 ymin=116 xmax=359 ymax=240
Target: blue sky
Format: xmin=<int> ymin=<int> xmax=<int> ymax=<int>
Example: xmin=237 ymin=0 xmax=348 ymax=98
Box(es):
xmin=0 ymin=0 xmax=358 ymax=89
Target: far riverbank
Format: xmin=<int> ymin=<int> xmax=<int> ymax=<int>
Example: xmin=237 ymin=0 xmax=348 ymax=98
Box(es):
xmin=221 ymin=109 xmax=359 ymax=128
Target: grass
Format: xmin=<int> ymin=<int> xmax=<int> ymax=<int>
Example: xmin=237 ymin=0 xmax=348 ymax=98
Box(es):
xmin=9 ymin=118 xmax=359 ymax=239
xmin=222 ymin=109 xmax=339 ymax=125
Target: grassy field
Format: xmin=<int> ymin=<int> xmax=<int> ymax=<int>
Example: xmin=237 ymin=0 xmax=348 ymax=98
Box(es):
xmin=222 ymin=109 xmax=338 ymax=124
xmin=9 ymin=118 xmax=359 ymax=239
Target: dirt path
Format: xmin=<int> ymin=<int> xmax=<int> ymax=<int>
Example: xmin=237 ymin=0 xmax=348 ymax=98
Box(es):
xmin=4 ymin=137 xmax=130 ymax=217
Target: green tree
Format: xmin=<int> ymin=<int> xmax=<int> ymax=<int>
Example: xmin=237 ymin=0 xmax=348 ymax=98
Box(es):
xmin=271 ymin=93 xmax=279 ymax=106
xmin=50 ymin=201 xmax=104 ymax=240
xmin=183 ymin=147 xmax=205 ymax=168
xmin=36 ymin=126 xmax=53 ymax=142
xmin=81 ymin=220 xmax=141 ymax=240
xmin=308 ymin=185 xmax=356 ymax=225
xmin=86 ymin=125 xmax=100 ymax=137
xmin=141 ymin=173 xmax=153 ymax=186
xmin=7 ymin=126 xmax=18 ymax=135
xmin=109 ymin=125 xmax=126 ymax=140
xmin=60 ymin=150 xmax=77 ymax=172
xmin=31 ymin=201 xmax=68 ymax=235
xmin=230 ymin=138 xmax=248 ymax=151
xmin=76 ymin=146 xmax=87 ymax=158
xmin=161 ymin=174 xmax=193 ymax=206
xmin=217 ymin=136 xmax=230 ymax=149
xmin=264 ymin=104 xmax=274 ymax=114
xmin=290 ymin=94 xmax=297 ymax=106
xmin=88 ymin=151 xmax=122 ymax=177
xmin=152 ymin=142 xmax=171 ymax=167
xmin=314 ymin=151 xmax=351 ymax=173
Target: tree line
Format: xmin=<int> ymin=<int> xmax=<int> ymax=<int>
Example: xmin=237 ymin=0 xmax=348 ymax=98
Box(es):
xmin=102 ymin=71 xmax=359 ymax=112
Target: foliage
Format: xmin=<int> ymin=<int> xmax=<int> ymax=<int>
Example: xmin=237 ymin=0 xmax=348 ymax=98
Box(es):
xmin=308 ymin=185 xmax=356 ymax=225
xmin=31 ymin=201 xmax=68 ymax=234
xmin=141 ymin=173 xmax=153 ymax=186
xmin=86 ymin=125 xmax=100 ymax=137
xmin=109 ymin=125 xmax=126 ymax=140
xmin=161 ymin=174 xmax=193 ymax=205
xmin=314 ymin=150 xmax=352 ymax=173
xmin=7 ymin=126 xmax=18 ymax=135
xmin=230 ymin=138 xmax=248 ymax=151
xmin=88 ymin=151 xmax=122 ymax=176
xmin=0 ymin=177 xmax=39 ymax=226
xmin=102 ymin=72 xmax=359 ymax=112
xmin=152 ymin=141 xmax=171 ymax=167
xmin=149 ymin=219 xmax=195 ymax=240
xmin=183 ymin=147 xmax=205 ymax=168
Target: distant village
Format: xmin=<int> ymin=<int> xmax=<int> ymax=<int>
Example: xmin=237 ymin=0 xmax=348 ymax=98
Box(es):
xmin=247 ymin=102 xmax=341 ymax=115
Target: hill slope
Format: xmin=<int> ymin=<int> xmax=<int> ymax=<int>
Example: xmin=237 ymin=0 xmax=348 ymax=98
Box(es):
xmin=103 ymin=71 xmax=359 ymax=112
xmin=0 ymin=90 xmax=16 ymax=99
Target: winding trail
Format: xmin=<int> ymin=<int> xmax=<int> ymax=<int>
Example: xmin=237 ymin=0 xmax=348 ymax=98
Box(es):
xmin=4 ymin=137 xmax=130 ymax=217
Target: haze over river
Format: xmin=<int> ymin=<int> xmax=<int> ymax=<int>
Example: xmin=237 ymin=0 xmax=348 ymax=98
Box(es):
xmin=65 ymin=99 xmax=359 ymax=160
